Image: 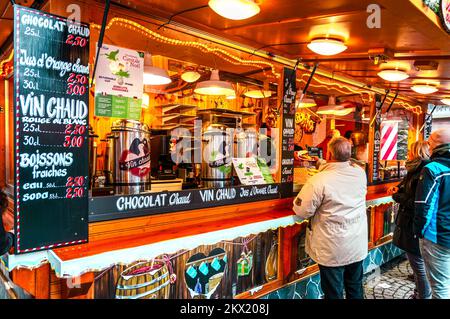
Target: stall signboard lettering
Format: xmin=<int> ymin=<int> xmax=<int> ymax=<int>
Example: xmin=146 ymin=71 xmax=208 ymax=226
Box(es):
xmin=14 ymin=6 xmax=90 ymax=253
xmin=280 ymin=67 xmax=296 ymax=197
xmin=372 ymin=94 xmax=383 ymax=182
xmin=89 ymin=184 xmax=280 ymax=221
xmin=94 ymin=44 xmax=144 ymax=120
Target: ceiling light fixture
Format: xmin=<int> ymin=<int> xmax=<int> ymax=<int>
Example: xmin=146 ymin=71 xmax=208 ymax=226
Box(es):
xmin=316 ymin=96 xmax=344 ymax=114
xmin=296 ymin=97 xmax=317 ymax=108
xmin=181 ymin=70 xmax=201 ymax=83
xmin=244 ymin=89 xmax=272 ymax=99
xmin=307 ymin=37 xmax=347 ymax=56
xmin=208 ymin=0 xmax=260 ymax=20
xmin=377 ymin=69 xmax=409 ymax=82
xmin=143 ymin=53 xmax=172 ymax=85
xmin=411 ymin=83 xmax=439 ymax=94
xmin=194 ymin=69 xmax=235 ymax=96
xmin=333 ymin=107 xmax=356 ymax=116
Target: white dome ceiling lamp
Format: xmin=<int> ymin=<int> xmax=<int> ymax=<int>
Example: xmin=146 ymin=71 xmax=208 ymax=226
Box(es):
xmin=194 ymin=69 xmax=235 ymax=96
xmin=143 ymin=53 xmax=172 ymax=85
xmin=296 ymin=97 xmax=317 ymax=108
xmin=181 ymin=70 xmax=201 ymax=83
xmin=378 ymin=68 xmax=409 ymax=82
xmin=333 ymin=107 xmax=356 ymax=116
xmin=307 ymin=37 xmax=348 ymax=56
xmin=316 ymin=96 xmax=344 ymax=115
xmin=411 ymin=83 xmax=439 ymax=95
xmin=208 ymin=0 xmax=261 ymax=20
xmin=244 ymin=89 xmax=272 ymax=99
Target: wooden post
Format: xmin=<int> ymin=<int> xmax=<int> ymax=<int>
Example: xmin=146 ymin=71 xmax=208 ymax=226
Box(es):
xmin=11 ymin=263 xmax=50 ymax=299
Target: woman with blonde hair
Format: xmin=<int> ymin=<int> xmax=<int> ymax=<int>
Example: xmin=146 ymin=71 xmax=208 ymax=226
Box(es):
xmin=389 ymin=140 xmax=431 ymax=299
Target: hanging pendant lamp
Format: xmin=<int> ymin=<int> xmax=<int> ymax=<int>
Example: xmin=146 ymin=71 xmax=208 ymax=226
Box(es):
xmin=194 ymin=69 xmax=235 ymax=96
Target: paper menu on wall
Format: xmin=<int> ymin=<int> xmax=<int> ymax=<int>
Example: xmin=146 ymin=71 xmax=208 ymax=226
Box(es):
xmin=232 ymin=158 xmax=267 ymax=185
xmin=94 ymin=44 xmax=144 ymax=120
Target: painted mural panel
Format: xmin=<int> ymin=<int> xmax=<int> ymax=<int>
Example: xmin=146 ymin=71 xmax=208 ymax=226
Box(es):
xmin=93 ymin=229 xmax=279 ymax=299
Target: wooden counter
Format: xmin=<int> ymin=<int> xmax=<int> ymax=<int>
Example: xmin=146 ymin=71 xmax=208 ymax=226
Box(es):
xmin=4 ymin=182 xmax=397 ymax=299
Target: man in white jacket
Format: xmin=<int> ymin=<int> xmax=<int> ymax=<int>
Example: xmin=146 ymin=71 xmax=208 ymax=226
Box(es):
xmin=293 ymin=137 xmax=368 ymax=299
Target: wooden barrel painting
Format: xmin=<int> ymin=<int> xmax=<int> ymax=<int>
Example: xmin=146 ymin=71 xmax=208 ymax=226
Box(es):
xmin=115 ymin=261 xmax=171 ymax=299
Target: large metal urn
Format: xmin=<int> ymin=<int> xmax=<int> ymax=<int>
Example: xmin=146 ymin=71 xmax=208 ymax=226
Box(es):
xmin=235 ymin=128 xmax=258 ymax=158
xmin=111 ymin=119 xmax=151 ymax=194
xmin=201 ymin=124 xmax=232 ymax=188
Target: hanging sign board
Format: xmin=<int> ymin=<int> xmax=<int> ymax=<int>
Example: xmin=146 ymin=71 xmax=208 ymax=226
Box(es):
xmin=14 ymin=6 xmax=90 ymax=253
xmin=94 ymin=44 xmax=144 ymax=120
xmin=371 ymin=94 xmax=383 ymax=182
xmin=280 ymin=67 xmax=296 ymax=197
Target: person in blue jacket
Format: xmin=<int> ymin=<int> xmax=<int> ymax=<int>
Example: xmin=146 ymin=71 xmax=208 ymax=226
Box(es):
xmin=0 ymin=189 xmax=14 ymax=256
xmin=414 ymin=128 xmax=450 ymax=299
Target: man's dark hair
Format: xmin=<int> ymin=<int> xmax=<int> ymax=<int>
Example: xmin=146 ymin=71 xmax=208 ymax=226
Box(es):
xmin=344 ymin=130 xmax=353 ymax=140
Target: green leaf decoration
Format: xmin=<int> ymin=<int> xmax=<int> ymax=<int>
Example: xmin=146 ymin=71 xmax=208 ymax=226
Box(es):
xmin=210 ymin=150 xmax=218 ymax=161
xmin=238 ymin=163 xmax=244 ymax=170
xmin=106 ymin=50 xmax=119 ymax=61
xmin=115 ymin=70 xmax=130 ymax=78
xmin=218 ymin=165 xmax=232 ymax=174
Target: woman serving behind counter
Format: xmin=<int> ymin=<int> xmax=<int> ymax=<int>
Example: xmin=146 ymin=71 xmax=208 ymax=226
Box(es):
xmin=292 ymin=137 xmax=368 ymax=299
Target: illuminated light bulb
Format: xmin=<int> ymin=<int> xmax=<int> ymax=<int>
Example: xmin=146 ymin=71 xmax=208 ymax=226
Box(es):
xmin=194 ymin=69 xmax=235 ymax=96
xmin=244 ymin=89 xmax=272 ymax=98
xmin=143 ymin=53 xmax=172 ymax=85
xmin=411 ymin=84 xmax=439 ymax=94
xmin=377 ymin=69 xmax=409 ymax=82
xmin=181 ymin=70 xmax=201 ymax=83
xmin=208 ymin=0 xmax=260 ymax=20
xmin=307 ymin=37 xmax=347 ymax=56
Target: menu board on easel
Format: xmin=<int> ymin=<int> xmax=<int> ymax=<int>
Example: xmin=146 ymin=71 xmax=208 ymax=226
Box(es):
xmin=280 ymin=67 xmax=296 ymax=197
xmin=14 ymin=5 xmax=90 ymax=253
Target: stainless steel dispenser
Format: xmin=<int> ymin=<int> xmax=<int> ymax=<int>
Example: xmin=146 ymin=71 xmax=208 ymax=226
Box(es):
xmin=111 ymin=119 xmax=151 ymax=194
xmin=201 ymin=124 xmax=232 ymax=188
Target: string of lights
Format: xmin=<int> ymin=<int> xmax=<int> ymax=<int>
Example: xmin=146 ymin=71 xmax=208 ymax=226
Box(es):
xmin=90 ymin=17 xmax=281 ymax=79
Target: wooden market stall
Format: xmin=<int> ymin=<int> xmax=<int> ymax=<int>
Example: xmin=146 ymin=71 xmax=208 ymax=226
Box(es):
xmin=1 ymin=0 xmax=449 ymax=299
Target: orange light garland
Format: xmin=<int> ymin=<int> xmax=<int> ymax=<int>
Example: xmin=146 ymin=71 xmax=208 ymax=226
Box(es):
xmin=91 ymin=18 xmax=280 ymax=79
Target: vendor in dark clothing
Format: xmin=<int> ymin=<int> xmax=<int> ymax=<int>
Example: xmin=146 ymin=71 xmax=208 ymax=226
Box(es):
xmin=1 ymin=189 xmax=14 ymax=256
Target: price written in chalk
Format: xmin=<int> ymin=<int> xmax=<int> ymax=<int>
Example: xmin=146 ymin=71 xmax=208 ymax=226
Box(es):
xmin=65 ymin=34 xmax=88 ymax=48
xmin=63 ymin=135 xmax=85 ymax=148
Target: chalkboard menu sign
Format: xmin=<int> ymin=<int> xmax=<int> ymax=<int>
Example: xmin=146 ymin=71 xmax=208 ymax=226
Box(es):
xmin=14 ymin=6 xmax=90 ymax=253
xmin=280 ymin=67 xmax=296 ymax=197
xmin=371 ymin=94 xmax=382 ymax=182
